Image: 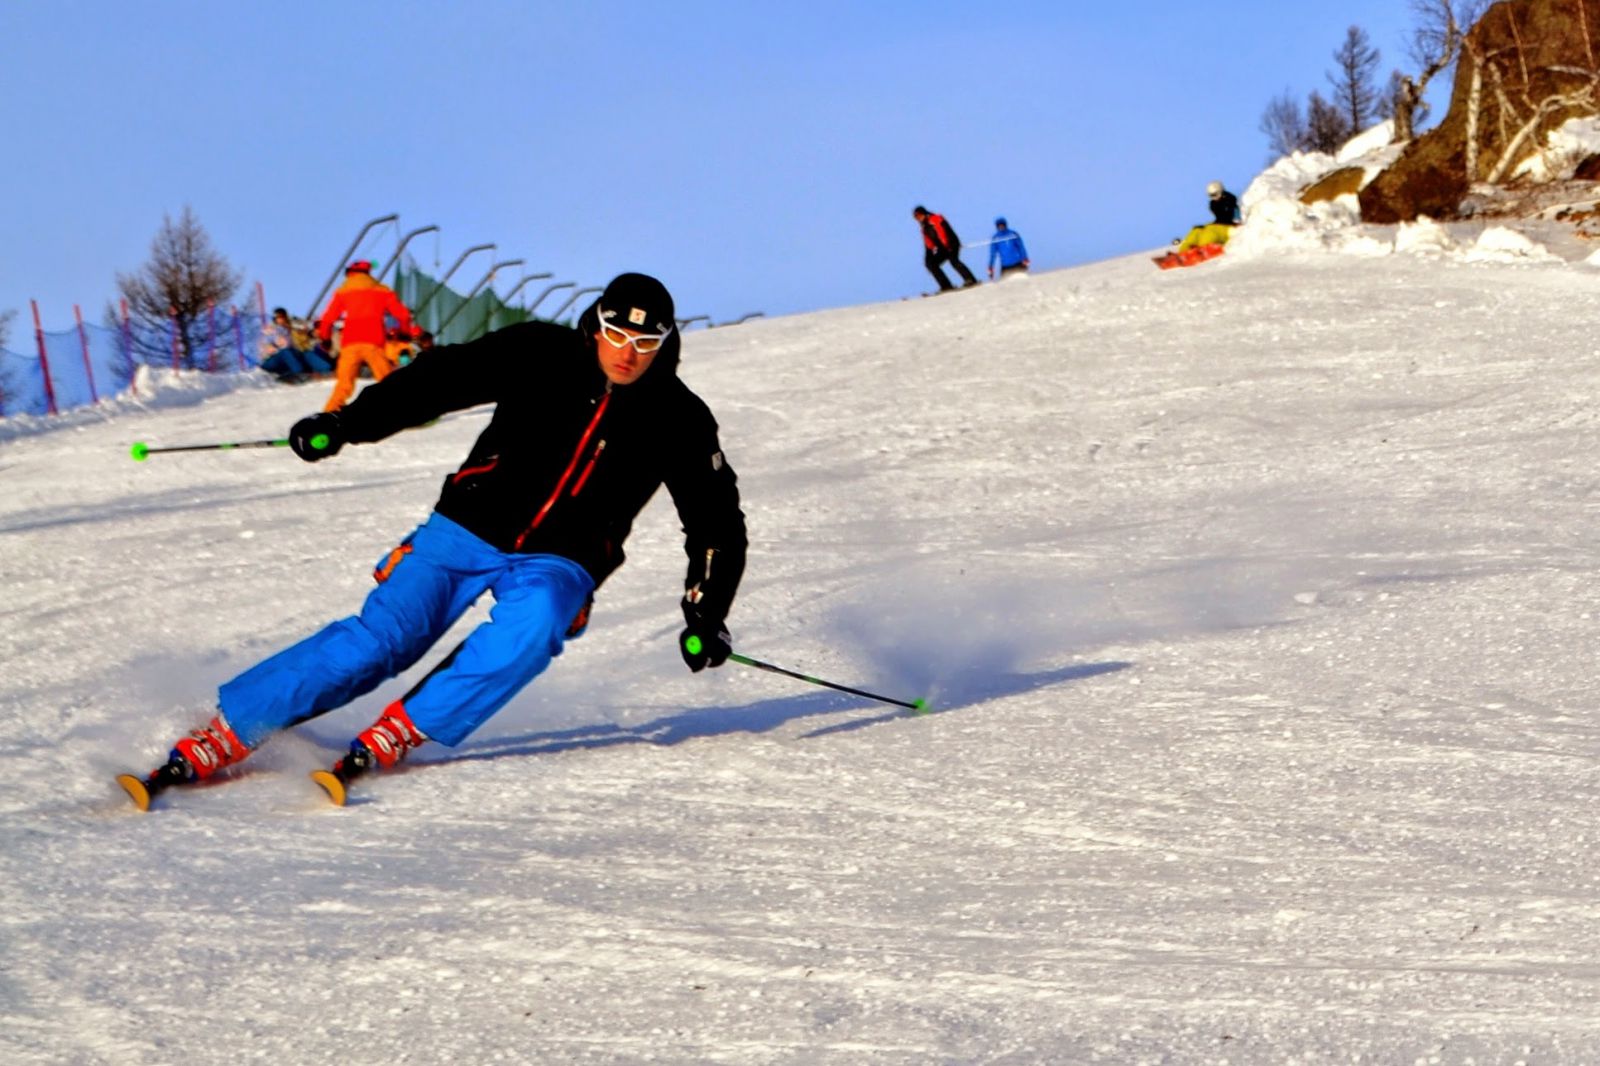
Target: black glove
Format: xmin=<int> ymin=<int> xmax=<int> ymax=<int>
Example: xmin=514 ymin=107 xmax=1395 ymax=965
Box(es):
xmin=679 ymin=602 xmax=732 ymax=672
xmin=288 ymin=412 xmax=344 ymax=462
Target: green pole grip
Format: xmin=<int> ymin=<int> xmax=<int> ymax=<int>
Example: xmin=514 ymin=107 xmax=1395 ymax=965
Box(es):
xmin=684 ymin=634 xmax=703 ymax=655
xmin=310 ymin=433 xmax=330 ymax=451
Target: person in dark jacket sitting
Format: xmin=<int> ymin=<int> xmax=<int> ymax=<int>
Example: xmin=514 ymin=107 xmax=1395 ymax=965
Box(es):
xmin=1175 ymin=181 xmax=1242 ymax=254
xmin=130 ymin=273 xmax=748 ymax=802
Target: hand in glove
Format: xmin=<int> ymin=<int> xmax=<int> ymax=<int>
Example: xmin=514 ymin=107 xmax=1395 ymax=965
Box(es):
xmin=679 ymin=608 xmax=732 ymax=673
xmin=288 ymin=412 xmax=344 ymax=462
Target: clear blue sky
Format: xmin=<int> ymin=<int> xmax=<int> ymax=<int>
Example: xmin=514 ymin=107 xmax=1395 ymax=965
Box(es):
xmin=2 ymin=1 xmax=1440 ymax=332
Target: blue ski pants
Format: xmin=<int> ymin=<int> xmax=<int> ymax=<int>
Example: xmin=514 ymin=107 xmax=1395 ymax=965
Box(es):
xmin=218 ymin=513 xmax=595 ymax=749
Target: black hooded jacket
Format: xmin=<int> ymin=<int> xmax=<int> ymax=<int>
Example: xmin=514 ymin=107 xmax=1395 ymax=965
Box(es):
xmin=1209 ymin=191 xmax=1241 ymax=226
xmin=334 ymin=304 xmax=747 ymax=625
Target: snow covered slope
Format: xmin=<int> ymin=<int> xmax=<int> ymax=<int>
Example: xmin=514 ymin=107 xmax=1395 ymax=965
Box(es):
xmin=6 ymin=242 xmax=1600 ymax=1063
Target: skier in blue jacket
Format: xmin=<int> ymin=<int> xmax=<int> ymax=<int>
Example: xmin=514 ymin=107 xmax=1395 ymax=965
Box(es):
xmin=988 ymin=218 xmax=1030 ymax=279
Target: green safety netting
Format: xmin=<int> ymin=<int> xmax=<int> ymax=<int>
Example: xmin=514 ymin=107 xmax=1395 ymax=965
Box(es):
xmin=393 ymin=263 xmax=563 ymax=345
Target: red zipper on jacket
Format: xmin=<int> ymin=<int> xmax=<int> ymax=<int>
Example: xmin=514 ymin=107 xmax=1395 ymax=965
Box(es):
xmin=514 ymin=391 xmax=610 ymax=549
xmin=451 ymin=456 xmax=499 ymax=484
xmin=570 ymin=439 xmax=606 ymax=496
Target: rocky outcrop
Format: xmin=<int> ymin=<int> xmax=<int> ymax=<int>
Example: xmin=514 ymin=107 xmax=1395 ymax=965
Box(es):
xmin=1300 ymin=167 xmax=1366 ymax=204
xmin=1360 ymin=0 xmax=1600 ymax=223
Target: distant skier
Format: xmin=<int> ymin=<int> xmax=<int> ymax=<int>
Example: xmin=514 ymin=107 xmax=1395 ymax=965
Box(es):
xmin=315 ymin=260 xmax=415 ymax=412
xmin=126 ymin=272 xmax=747 ymax=805
xmin=913 ymin=205 xmax=980 ymax=292
xmin=987 ymin=217 xmax=1031 ymax=279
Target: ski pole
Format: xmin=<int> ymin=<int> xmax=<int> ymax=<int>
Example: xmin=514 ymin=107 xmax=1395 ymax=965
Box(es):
xmin=686 ymin=638 xmax=929 ymax=713
xmin=128 ymin=435 xmax=329 ymax=461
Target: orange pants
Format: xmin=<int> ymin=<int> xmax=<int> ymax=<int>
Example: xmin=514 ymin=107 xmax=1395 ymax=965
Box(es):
xmin=323 ymin=342 xmax=393 ymax=411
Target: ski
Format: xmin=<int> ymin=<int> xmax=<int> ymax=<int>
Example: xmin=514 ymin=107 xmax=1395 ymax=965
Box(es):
xmin=920 ymin=282 xmax=983 ymax=297
xmin=1154 ymin=243 xmax=1226 ymax=270
xmin=120 ymin=747 xmax=380 ymax=810
xmin=116 ymin=757 xmax=193 ymax=812
xmin=309 ymin=747 xmax=377 ymax=807
xmin=308 ymin=769 xmax=349 ymax=806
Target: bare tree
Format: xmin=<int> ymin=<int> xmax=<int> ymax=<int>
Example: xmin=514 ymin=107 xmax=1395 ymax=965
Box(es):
xmin=1390 ymin=0 xmax=1485 ymax=141
xmin=1260 ymin=89 xmax=1310 ymax=161
xmin=0 ymin=308 xmax=15 ymax=350
xmin=1306 ymin=90 xmax=1354 ymax=154
xmin=114 ymin=206 xmax=244 ymax=371
xmin=1328 ymin=25 xmax=1383 ymax=134
xmin=1410 ymin=0 xmax=1487 ymax=74
xmin=1260 ymin=23 xmax=1390 ymax=159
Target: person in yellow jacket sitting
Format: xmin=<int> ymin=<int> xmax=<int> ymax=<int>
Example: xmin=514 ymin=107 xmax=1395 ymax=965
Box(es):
xmin=315 ymin=261 xmax=416 ymax=411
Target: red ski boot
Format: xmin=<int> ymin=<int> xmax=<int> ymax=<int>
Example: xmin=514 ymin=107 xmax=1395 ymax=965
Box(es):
xmin=171 ymin=715 xmax=250 ymax=780
xmin=311 ymin=702 xmax=427 ymax=806
xmin=118 ymin=714 xmax=250 ymax=811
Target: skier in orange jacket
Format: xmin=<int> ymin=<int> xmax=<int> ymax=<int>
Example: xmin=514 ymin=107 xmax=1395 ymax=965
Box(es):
xmin=316 ymin=260 xmax=415 ymax=411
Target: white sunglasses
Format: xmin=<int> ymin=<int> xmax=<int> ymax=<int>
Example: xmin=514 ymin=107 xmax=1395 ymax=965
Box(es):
xmin=597 ymin=306 xmax=673 ymax=353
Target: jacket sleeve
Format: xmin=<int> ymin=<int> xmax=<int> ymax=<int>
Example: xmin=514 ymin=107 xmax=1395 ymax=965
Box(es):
xmin=386 ymin=290 xmax=415 ymax=335
xmin=316 ymin=293 xmax=345 ymax=343
xmin=663 ymin=391 xmax=748 ymax=627
xmin=335 ymin=322 xmax=546 ymax=444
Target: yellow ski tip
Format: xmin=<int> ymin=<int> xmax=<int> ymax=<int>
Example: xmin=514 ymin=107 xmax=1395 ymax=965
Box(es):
xmin=309 ymin=769 xmax=347 ymax=806
xmin=117 ymin=774 xmax=152 ymax=812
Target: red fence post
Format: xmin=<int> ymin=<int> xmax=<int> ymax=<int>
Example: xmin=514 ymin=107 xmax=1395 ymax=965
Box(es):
xmin=73 ymin=304 xmax=100 ymax=404
xmin=255 ymin=280 xmax=267 ymax=321
xmin=30 ymin=300 xmax=59 ymax=416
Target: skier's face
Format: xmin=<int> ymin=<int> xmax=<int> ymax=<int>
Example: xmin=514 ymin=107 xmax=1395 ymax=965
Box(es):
xmin=594 ymin=327 xmax=660 ymax=385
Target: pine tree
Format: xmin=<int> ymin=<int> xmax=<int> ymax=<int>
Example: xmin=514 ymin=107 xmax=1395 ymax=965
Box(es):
xmin=113 ymin=207 xmax=244 ymax=372
xmin=1328 ymin=25 xmax=1382 ymax=135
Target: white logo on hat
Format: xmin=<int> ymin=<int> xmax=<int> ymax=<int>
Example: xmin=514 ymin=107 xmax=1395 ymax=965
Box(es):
xmin=628 ymin=307 xmax=647 ymax=326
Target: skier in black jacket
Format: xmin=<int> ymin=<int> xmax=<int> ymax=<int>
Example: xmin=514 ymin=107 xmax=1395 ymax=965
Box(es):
xmin=136 ymin=273 xmax=747 ymax=798
xmin=913 ymin=205 xmax=980 ymax=291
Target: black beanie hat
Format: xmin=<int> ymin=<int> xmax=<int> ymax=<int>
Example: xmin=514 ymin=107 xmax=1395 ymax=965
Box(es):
xmin=598 ymin=273 xmax=675 ymax=336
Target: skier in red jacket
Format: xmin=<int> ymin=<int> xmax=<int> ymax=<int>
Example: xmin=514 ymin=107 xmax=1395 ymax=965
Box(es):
xmin=316 ymin=260 xmax=415 ymax=411
xmin=913 ymin=205 xmax=980 ymax=292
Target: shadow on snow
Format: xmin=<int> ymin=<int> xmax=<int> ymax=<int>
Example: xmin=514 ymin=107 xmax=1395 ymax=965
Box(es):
xmin=439 ymin=659 xmax=1133 ymax=765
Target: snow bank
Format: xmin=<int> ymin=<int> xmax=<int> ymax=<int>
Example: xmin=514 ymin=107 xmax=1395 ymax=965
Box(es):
xmin=0 ymin=365 xmax=273 ymax=443
xmin=1228 ymin=120 xmax=1566 ymax=268
xmin=1461 ymin=225 xmax=1564 ymax=264
xmin=1393 ymin=217 xmax=1456 ymax=256
xmin=1228 ymin=122 xmax=1404 ymax=260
